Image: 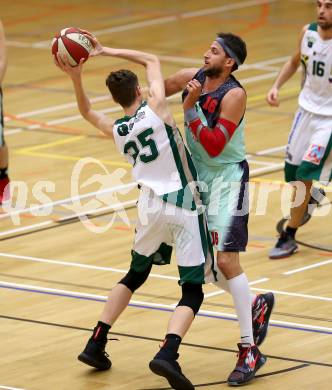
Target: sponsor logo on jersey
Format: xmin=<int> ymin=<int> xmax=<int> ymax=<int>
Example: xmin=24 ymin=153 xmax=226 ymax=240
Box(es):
xmin=307 ymin=36 xmax=315 ymax=48
xmin=117 ymin=123 xmax=129 ymax=136
xmin=134 ymin=111 xmax=146 ymax=122
xmin=303 ymin=144 xmax=325 ymax=165
xmin=301 ymin=54 xmax=309 ymax=66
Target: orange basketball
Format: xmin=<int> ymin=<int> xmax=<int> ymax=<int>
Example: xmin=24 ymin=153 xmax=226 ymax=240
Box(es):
xmin=52 ymin=27 xmax=93 ymax=66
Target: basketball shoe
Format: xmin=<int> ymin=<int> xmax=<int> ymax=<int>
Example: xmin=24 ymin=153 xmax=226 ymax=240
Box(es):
xmin=269 ymin=231 xmax=298 ymax=259
xmin=149 ymin=350 xmax=194 ymax=390
xmin=252 ymin=292 xmax=275 ymax=346
xmin=227 ymin=344 xmax=266 ymax=386
xmin=78 ymin=337 xmax=112 ymax=370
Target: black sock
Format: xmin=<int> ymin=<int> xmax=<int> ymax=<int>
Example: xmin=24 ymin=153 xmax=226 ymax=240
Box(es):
xmin=0 ymin=167 xmax=8 ymax=179
xmin=285 ymin=226 xmax=297 ymax=239
xmin=92 ymin=321 xmax=111 ymax=342
xmin=161 ymin=333 xmax=182 ymax=354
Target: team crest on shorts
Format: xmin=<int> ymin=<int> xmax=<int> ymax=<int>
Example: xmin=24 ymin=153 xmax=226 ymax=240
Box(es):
xmin=303 ymin=144 xmax=325 ymax=165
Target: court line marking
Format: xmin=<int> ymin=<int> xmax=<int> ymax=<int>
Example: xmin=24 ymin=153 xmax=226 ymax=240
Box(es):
xmin=18 ymin=135 xmax=85 ymax=153
xmin=0 ymin=253 xmax=177 ymax=281
xmin=0 ymin=183 xmax=137 ymax=220
xmin=0 ymin=221 xmax=53 ymax=237
xmin=15 ymin=150 xmax=131 ymax=168
xmin=1 ymin=280 xmax=332 ymax=335
xmin=204 ymin=278 xmax=270 ymax=298
xmin=252 ymin=287 xmax=332 ymax=302
xmin=283 ymin=259 xmax=332 ymax=275
xmin=14 ymin=96 xmax=110 ymax=119
xmin=1 ymin=252 xmax=331 ymax=303
xmin=0 ymin=386 xmax=26 ymax=390
xmin=6 ymin=0 xmax=277 ymax=49
xmin=0 ymin=198 xmax=137 ymax=238
xmin=256 ymin=145 xmax=287 ymax=155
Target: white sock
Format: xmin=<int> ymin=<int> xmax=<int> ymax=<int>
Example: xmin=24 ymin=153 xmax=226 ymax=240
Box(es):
xmin=213 ymin=272 xmax=257 ymax=305
xmin=228 ymin=273 xmax=254 ymax=345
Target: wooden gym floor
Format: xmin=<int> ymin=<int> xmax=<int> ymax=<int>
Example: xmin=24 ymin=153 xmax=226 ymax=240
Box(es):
xmin=0 ymin=0 xmax=331 ymax=389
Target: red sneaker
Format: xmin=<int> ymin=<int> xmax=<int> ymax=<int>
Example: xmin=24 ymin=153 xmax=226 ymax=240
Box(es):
xmin=227 ymin=343 xmax=266 ymax=386
xmin=0 ymin=176 xmax=10 ymax=205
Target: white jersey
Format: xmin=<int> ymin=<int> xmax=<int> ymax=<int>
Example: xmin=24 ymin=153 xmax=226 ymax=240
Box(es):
xmin=299 ymin=23 xmax=332 ymax=116
xmin=113 ymin=101 xmax=200 ymax=209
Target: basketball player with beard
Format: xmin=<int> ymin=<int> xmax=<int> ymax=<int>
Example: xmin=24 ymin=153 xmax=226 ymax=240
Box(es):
xmin=164 ymin=33 xmax=274 ymax=386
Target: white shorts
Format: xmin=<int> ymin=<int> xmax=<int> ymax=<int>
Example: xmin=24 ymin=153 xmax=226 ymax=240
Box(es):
xmin=285 ymin=107 xmax=332 ymax=184
xmin=131 ymin=188 xmax=215 ymax=285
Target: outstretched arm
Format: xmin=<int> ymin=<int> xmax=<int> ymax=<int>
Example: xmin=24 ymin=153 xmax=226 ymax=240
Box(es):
xmin=266 ymin=25 xmax=307 ymax=107
xmin=54 ymin=54 xmax=114 ymax=138
xmin=164 ymin=68 xmax=198 ymax=97
xmin=0 ymin=20 xmax=7 ymax=85
xmin=84 ymin=32 xmax=165 ymax=112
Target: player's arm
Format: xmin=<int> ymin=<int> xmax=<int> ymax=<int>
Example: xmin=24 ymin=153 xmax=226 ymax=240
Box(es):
xmin=100 ymin=47 xmax=166 ymax=112
xmin=54 ymin=54 xmax=114 ymax=138
xmin=82 ymin=32 xmax=170 ymax=119
xmin=0 ymin=20 xmax=8 ymax=85
xmin=164 ymin=68 xmax=198 ymax=97
xmin=267 ymin=24 xmax=308 ymax=107
xmin=184 ymin=81 xmax=245 ymax=157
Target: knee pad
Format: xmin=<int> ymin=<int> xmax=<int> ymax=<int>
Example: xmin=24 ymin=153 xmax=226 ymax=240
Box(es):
xmin=119 ymin=263 xmax=152 ymax=293
xmin=177 ymin=283 xmax=204 ymax=315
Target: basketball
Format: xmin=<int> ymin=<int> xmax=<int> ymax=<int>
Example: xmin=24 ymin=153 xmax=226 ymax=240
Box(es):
xmin=52 ymin=27 xmax=93 ymax=66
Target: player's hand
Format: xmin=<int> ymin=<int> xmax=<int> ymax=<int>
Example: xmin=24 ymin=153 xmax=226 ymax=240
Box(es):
xmin=79 ymin=29 xmax=103 ymax=57
xmin=183 ymin=79 xmax=202 ymax=110
xmin=54 ymin=53 xmax=84 ymax=78
xmin=266 ymin=86 xmax=280 ymax=107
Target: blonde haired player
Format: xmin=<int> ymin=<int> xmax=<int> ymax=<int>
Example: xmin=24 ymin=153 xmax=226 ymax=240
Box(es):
xmin=267 ymin=0 xmax=332 ymax=259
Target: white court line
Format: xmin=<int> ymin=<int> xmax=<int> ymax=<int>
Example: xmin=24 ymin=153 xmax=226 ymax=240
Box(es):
xmin=283 ymin=259 xmax=332 ymax=275
xmin=0 ymin=182 xmax=137 ymax=220
xmin=252 ymin=287 xmax=332 ymax=302
xmin=9 ymin=0 xmax=276 ymax=48
xmin=181 ymin=0 xmax=277 ymax=19
xmin=0 ymin=221 xmax=52 ymax=237
xmin=0 ymin=253 xmax=178 ymax=281
xmin=1 ymin=280 xmax=332 ymax=334
xmin=0 ymin=386 xmax=26 ymax=390
xmin=0 ymin=198 xmax=138 ymax=237
xmin=255 ymin=145 xmax=287 ymax=156
xmin=250 ymin=163 xmax=284 ymax=176
xmin=241 ymin=72 xmax=278 ymax=84
xmin=57 ymin=198 xmax=137 ymax=221
xmin=15 ymin=96 xmax=110 ymax=119
xmin=247 ymin=159 xmax=279 ymax=166
xmin=204 ymin=278 xmax=269 ymax=298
